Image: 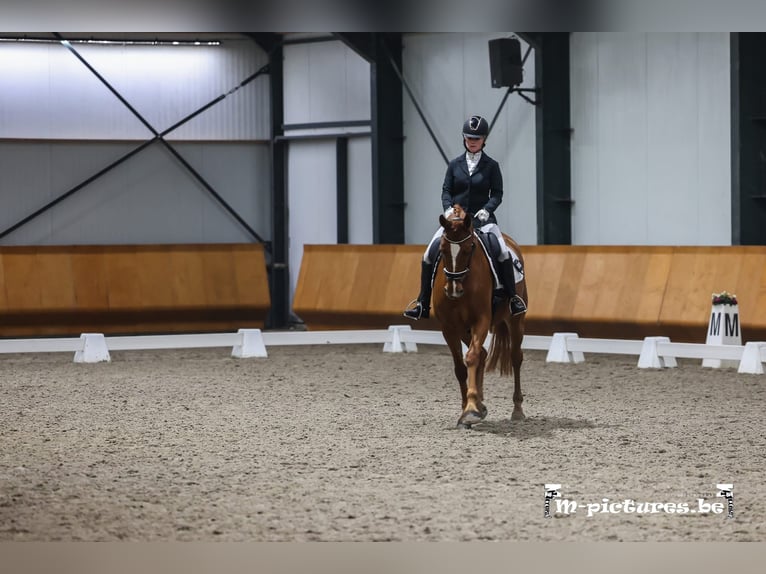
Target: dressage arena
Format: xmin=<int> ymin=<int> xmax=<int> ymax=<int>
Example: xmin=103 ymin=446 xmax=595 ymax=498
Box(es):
xmin=1 ymin=342 xmax=765 ymax=542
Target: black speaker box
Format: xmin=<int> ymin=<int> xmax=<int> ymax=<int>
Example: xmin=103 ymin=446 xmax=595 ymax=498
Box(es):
xmin=488 ymin=38 xmax=523 ymax=88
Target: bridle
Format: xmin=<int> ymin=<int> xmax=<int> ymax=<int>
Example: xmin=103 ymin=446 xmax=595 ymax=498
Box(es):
xmin=442 ymin=229 xmax=476 ymax=282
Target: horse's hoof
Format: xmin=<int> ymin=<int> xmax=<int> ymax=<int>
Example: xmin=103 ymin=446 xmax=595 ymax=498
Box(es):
xmin=456 ymin=421 xmax=472 ymax=430
xmin=511 ymin=410 xmax=526 ymax=421
xmin=459 ymin=410 xmax=483 ymax=426
xmin=479 ymin=404 xmax=488 ymax=419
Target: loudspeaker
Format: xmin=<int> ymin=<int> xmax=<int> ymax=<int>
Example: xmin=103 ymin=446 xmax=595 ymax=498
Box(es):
xmin=488 ymin=37 xmax=523 ymax=88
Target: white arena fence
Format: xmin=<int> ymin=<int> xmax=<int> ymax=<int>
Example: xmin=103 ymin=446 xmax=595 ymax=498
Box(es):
xmin=1 ymin=325 xmax=766 ymax=375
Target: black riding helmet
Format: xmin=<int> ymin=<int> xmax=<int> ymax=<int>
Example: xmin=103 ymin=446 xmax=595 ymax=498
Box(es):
xmin=462 ymin=115 xmax=488 ymax=150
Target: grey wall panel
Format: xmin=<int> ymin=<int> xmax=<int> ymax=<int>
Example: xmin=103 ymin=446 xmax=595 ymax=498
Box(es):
xmin=0 ymin=142 xmax=270 ymax=245
xmin=401 ymin=34 xmax=464 ymax=154
xmin=282 ymin=37 xmax=372 ymax=300
xmin=0 ymin=39 xmax=270 ymax=140
xmin=647 ymin=34 xmax=700 ymax=245
xmin=696 ymin=33 xmax=732 ymax=243
xmin=287 ymin=140 xmax=337 ymax=296
xmin=283 ymin=37 xmax=371 ymax=126
xmin=571 ymin=33 xmax=730 ymax=245
xmin=347 ymin=137 xmax=373 ymax=244
xmin=402 ymin=33 xmax=538 ymax=246
xmin=570 ymin=33 xmax=601 ymax=244
xmin=599 ymin=33 xmax=649 ymax=243
xmin=0 ymin=44 xmax=135 ymax=139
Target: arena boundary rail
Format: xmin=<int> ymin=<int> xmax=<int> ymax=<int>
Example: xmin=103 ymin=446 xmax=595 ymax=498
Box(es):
xmin=2 ymin=325 xmax=766 ymax=375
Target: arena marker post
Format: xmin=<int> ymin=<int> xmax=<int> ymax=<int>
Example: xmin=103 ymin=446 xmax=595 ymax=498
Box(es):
xmin=545 ymin=333 xmax=584 ymax=363
xmin=73 ymin=333 xmax=111 ymax=363
xmin=384 ymin=325 xmax=417 ymax=353
xmin=702 ymin=300 xmax=741 ymax=369
xmin=737 ymin=341 xmax=766 ymax=374
xmin=637 ymin=336 xmax=672 ymax=369
xmin=232 ymin=328 xmax=268 ymax=358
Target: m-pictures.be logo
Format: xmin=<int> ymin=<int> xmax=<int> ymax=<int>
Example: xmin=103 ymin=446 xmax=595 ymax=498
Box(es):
xmin=544 ymin=483 xmax=561 ymax=518
xmin=717 ymin=483 xmax=734 ymax=519
xmin=543 ymin=483 xmax=734 ymax=519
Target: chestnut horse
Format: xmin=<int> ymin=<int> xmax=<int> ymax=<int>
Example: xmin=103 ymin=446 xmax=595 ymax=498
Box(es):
xmin=433 ymin=206 xmax=528 ymax=428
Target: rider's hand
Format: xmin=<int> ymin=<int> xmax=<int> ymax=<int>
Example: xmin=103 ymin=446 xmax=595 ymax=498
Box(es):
xmin=444 ymin=207 xmax=455 ymax=218
xmin=476 ymin=209 xmax=490 ymax=222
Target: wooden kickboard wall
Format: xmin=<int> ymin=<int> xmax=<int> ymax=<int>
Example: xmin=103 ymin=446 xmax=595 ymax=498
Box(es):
xmin=0 ymin=244 xmax=270 ymax=337
xmin=293 ymin=244 xmax=766 ymax=343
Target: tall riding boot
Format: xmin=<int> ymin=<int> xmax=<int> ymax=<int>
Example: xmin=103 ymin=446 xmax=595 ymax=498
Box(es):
xmin=500 ymin=258 xmax=527 ymax=316
xmin=403 ymin=260 xmax=434 ymax=320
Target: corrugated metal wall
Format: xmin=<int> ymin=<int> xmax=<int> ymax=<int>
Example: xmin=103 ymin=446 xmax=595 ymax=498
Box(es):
xmin=0 ymin=36 xmax=271 ymax=245
xmin=0 ymin=32 xmax=738 ymax=256
xmin=283 ymin=35 xmax=372 ymax=295
xmin=570 ymin=32 xmax=731 ymax=245
xmin=0 ymin=39 xmax=270 ymax=140
xmin=283 ymin=36 xmax=371 ymax=129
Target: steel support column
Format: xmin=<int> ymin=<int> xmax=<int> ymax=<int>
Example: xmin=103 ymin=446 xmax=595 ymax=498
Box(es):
xmin=336 ymin=137 xmax=349 ymax=244
xmin=370 ymin=33 xmax=405 ymax=244
xmin=731 ymin=32 xmax=766 ymax=245
xmin=534 ymin=33 xmax=572 ymax=245
xmin=265 ymin=40 xmax=291 ymax=328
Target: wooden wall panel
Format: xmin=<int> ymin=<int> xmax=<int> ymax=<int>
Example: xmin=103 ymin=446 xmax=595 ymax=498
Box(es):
xmin=201 ymin=246 xmax=237 ymax=307
xmin=293 ymin=245 xmax=431 ymax=330
xmin=386 ymin=244 xmax=422 ymax=312
xmin=36 ymin=252 xmax=75 ymax=310
xmin=133 ymin=247 xmax=175 ymax=310
xmin=71 ymin=247 xmax=109 ymax=311
xmin=6 ymin=243 xmax=766 ymax=341
xmin=638 ymin=251 xmax=673 ymax=324
xmin=0 ymin=244 xmax=270 ymax=336
xmin=522 ymin=246 xmax=567 ymax=320
xmin=2 ymin=249 xmax=41 ymax=311
xmin=0 ymin=253 xmax=8 ymax=313
xmin=231 ymin=245 xmax=269 ymax=306
xmin=657 ymin=247 xmax=766 ymax=340
xmin=294 ymin=244 xmax=766 ymax=342
xmin=169 ymin=248 xmax=206 ymax=308
xmin=104 ymin=248 xmax=142 ymax=311
xmin=733 ymin=252 xmax=766 ymax=326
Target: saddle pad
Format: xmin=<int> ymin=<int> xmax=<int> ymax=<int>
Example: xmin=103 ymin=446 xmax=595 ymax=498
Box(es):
xmin=475 ymin=231 xmax=524 ymax=287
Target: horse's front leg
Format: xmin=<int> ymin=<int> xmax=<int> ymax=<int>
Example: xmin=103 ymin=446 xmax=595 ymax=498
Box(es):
xmin=458 ymin=323 xmax=490 ymax=427
xmin=476 ymin=344 xmax=488 ymax=417
xmin=444 ymin=331 xmax=468 ymax=411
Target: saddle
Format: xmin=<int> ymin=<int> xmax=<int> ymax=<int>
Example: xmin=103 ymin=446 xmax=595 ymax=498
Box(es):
xmin=476 ymin=230 xmax=525 ymax=317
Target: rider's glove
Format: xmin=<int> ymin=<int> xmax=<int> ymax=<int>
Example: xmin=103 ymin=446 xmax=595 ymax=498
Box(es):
xmin=476 ymin=209 xmax=490 ymax=222
xmin=443 ymin=207 xmax=455 ymax=218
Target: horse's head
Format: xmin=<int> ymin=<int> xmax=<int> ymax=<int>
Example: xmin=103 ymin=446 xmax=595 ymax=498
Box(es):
xmin=438 ymin=205 xmax=475 ymax=299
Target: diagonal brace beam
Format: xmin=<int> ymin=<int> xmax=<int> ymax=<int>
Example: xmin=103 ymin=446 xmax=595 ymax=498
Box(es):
xmin=1 ymin=35 xmax=269 ymax=244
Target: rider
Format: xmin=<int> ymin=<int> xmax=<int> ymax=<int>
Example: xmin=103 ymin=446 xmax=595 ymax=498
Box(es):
xmin=403 ymin=114 xmax=527 ymax=320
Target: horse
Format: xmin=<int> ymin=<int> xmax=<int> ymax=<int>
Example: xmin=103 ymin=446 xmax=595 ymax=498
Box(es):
xmin=432 ymin=205 xmax=528 ymax=428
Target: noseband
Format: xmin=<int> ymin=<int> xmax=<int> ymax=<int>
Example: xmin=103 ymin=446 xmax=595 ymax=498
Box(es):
xmin=442 ymin=231 xmax=476 ymax=281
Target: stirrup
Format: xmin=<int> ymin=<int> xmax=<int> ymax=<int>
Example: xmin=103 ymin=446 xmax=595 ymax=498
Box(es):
xmin=403 ymin=300 xmax=429 ymax=320
xmin=509 ymin=295 xmax=527 ymax=316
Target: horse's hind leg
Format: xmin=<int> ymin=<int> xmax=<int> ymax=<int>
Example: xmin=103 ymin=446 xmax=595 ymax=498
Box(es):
xmin=510 ymin=317 xmax=525 ymax=421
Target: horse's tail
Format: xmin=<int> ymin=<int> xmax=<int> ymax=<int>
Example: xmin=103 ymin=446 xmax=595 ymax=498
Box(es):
xmin=487 ymin=319 xmax=513 ymax=376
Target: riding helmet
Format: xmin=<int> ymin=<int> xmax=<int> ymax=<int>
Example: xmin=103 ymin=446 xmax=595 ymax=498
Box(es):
xmin=462 ymin=115 xmax=489 ymax=139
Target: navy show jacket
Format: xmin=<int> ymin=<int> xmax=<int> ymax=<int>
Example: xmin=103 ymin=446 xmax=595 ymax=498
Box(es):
xmin=440 ymin=151 xmax=503 ymax=224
